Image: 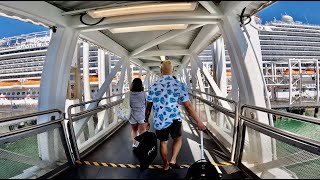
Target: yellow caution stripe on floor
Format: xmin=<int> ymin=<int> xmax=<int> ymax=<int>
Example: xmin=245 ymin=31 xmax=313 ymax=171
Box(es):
xmin=75 ymin=160 xmax=233 ymax=169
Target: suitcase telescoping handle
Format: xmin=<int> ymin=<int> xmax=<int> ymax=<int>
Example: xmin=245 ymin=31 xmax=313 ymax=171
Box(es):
xmin=200 ymin=130 xmax=204 ymax=160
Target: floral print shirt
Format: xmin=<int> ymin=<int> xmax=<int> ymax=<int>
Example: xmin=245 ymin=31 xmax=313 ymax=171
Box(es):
xmin=146 ymin=75 xmax=189 ymax=130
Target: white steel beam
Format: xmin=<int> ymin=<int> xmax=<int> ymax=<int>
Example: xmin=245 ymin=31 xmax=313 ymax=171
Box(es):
xmin=80 ymin=31 xmax=129 ymax=58
xmin=70 ymin=7 xmax=222 ymax=29
xmin=139 ymin=56 xmax=161 ymax=62
xmin=184 ymin=68 xmax=191 ymax=88
xmin=189 ymin=24 xmax=220 ymax=54
xmin=0 ymin=1 xmax=70 ymax=27
xmin=77 ymin=19 xmax=219 ymax=32
xmin=196 ymin=67 xmax=212 ymax=124
xmin=131 ymin=24 xmax=204 ymax=57
xmin=190 ymin=59 xmax=198 ymax=90
xmin=118 ymin=61 xmax=128 ymax=95
xmin=79 ymin=31 xmax=152 ymax=73
xmin=145 ymin=62 xmax=162 ymax=67
xmin=82 ymin=42 xmax=92 ymax=107
xmin=179 ymin=24 xmax=219 ymax=71
xmin=132 ymin=49 xmax=191 ymax=58
xmin=127 ymin=60 xmax=132 ymax=87
xmin=215 ymin=37 xmax=227 ymax=97
xmin=75 ymin=57 xmax=126 ymax=138
xmin=219 ymin=1 xmax=253 ymax=15
xmin=198 ymin=1 xmax=222 ymax=15
xmin=218 ymin=15 xmax=271 ymax=164
xmin=191 ymin=54 xmax=232 ymax=111
xmin=38 ymin=27 xmax=79 ymax=162
xmin=217 ymin=16 xmax=267 ymax=109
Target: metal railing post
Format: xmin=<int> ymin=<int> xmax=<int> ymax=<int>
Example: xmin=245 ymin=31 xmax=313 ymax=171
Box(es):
xmin=230 ymin=102 xmax=240 ymax=163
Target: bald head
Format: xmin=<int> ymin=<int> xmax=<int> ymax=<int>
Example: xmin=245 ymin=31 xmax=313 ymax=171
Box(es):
xmin=160 ymin=60 xmax=173 ymax=75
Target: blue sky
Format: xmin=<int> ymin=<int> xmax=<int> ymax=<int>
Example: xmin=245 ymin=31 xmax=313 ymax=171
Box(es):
xmin=1 ymin=1 xmax=320 ymax=39
xmin=0 ymin=16 xmax=48 ymax=39
xmin=257 ymin=1 xmax=320 ymax=24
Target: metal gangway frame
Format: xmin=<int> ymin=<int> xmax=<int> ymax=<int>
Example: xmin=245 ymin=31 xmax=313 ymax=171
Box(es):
xmin=0 ymin=90 xmax=319 ymax=179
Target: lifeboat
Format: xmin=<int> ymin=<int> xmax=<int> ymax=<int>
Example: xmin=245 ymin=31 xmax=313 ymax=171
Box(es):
xmin=0 ymin=80 xmax=20 ymax=86
xmin=226 ymin=69 xmax=232 ymax=77
xmin=22 ymin=79 xmax=41 ymax=85
xmin=89 ymin=75 xmax=98 ymax=82
xmin=283 ymin=69 xmax=300 ymax=75
xmin=305 ymin=68 xmax=320 ymax=75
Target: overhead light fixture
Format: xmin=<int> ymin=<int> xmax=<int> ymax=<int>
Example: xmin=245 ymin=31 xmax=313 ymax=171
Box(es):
xmin=110 ymin=24 xmax=188 ymax=34
xmin=160 ymin=56 xmax=166 ymax=61
xmin=87 ymin=2 xmax=197 ymax=18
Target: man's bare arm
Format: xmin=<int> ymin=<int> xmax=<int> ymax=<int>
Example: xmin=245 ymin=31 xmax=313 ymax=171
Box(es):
xmin=145 ymin=102 xmax=153 ymax=122
xmin=183 ymin=100 xmax=206 ymax=130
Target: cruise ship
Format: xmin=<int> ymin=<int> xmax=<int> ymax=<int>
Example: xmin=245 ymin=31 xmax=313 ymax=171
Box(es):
xmin=1 ymin=14 xmax=320 ymax=105
xmin=0 ymin=31 xmax=144 ymax=105
xmin=258 ymin=15 xmax=320 ymax=101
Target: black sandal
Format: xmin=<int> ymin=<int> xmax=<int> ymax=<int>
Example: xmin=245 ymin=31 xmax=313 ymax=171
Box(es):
xmin=169 ymin=163 xmax=181 ymax=169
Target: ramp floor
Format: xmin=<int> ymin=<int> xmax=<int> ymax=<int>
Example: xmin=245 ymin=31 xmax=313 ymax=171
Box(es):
xmin=56 ymin=111 xmax=246 ymax=179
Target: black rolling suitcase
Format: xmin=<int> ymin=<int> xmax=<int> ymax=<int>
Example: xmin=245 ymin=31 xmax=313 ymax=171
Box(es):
xmin=133 ymin=131 xmax=158 ymax=171
xmin=185 ymin=130 xmax=221 ymax=179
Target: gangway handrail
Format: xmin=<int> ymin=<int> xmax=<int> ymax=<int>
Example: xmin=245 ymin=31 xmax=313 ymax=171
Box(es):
xmin=241 ymin=104 xmax=320 ymax=125
xmin=0 ymin=117 xmax=73 ymax=179
xmin=236 ymin=115 xmax=320 ymax=179
xmin=0 ymin=118 xmax=63 ymax=141
xmin=189 ymin=89 xmax=237 ymax=104
xmin=189 ymin=92 xmax=236 ymax=118
xmin=239 ymin=115 xmax=320 ymax=152
xmin=188 ymin=90 xmax=240 ymax=162
xmin=67 ymin=93 xmax=127 ymax=113
xmin=70 ymin=100 xmax=124 ymax=122
xmin=66 ymin=92 xmax=134 ymax=161
xmin=67 ymin=92 xmax=127 ymax=120
xmin=0 ymin=109 xmax=62 ymax=123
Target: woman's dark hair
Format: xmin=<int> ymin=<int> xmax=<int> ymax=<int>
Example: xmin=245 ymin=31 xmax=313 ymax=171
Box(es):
xmin=130 ymin=78 xmax=144 ymax=92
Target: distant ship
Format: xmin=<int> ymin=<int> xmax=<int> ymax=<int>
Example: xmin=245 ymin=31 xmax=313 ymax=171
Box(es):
xmin=0 ymin=31 xmax=142 ymax=105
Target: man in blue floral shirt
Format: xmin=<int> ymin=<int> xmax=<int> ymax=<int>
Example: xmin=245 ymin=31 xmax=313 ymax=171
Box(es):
xmin=145 ymin=60 xmax=205 ymax=171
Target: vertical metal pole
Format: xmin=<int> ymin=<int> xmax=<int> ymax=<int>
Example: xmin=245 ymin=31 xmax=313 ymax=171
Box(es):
xmin=184 ymin=68 xmax=191 ymax=89
xmin=105 ymin=53 xmax=112 ymax=98
xmin=127 ymin=60 xmax=132 ymax=87
xmin=82 ymin=42 xmax=91 ymax=108
xmin=118 ymin=60 xmax=127 ymax=96
xmin=139 ymin=67 xmax=142 ymax=78
xmin=298 ymin=60 xmax=302 ymax=104
xmin=271 ymin=63 xmax=275 ymax=82
xmin=200 ymin=130 xmax=204 ymax=160
xmin=75 ymin=43 xmax=83 ymax=110
xmin=317 ymin=59 xmax=319 ymax=102
xmin=191 ymin=58 xmax=198 ymax=91
xmin=230 ymin=102 xmax=239 ymax=162
xmin=289 ymin=59 xmax=292 ymax=105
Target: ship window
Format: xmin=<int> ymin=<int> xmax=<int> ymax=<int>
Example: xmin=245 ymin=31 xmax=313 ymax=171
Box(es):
xmin=7 ymin=92 xmax=10 ymax=95
xmin=22 ymin=92 xmax=25 ymax=95
xmin=32 ymin=92 xmax=36 ymax=95
xmin=17 ymin=92 xmax=20 ymax=95
xmin=0 ymin=93 xmax=1 ymax=95
xmin=91 ymin=89 xmax=95 ymax=93
xmin=12 ymin=92 xmax=15 ymax=95
xmin=3 ymin=92 xmax=6 ymax=95
xmin=27 ymin=92 xmax=30 ymax=95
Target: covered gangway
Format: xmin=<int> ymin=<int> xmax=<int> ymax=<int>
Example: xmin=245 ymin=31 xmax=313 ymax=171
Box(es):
xmin=1 ymin=1 xmax=319 ymax=179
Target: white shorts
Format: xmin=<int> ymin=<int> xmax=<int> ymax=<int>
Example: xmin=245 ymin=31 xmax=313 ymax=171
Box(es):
xmin=129 ymin=119 xmax=145 ymax=124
